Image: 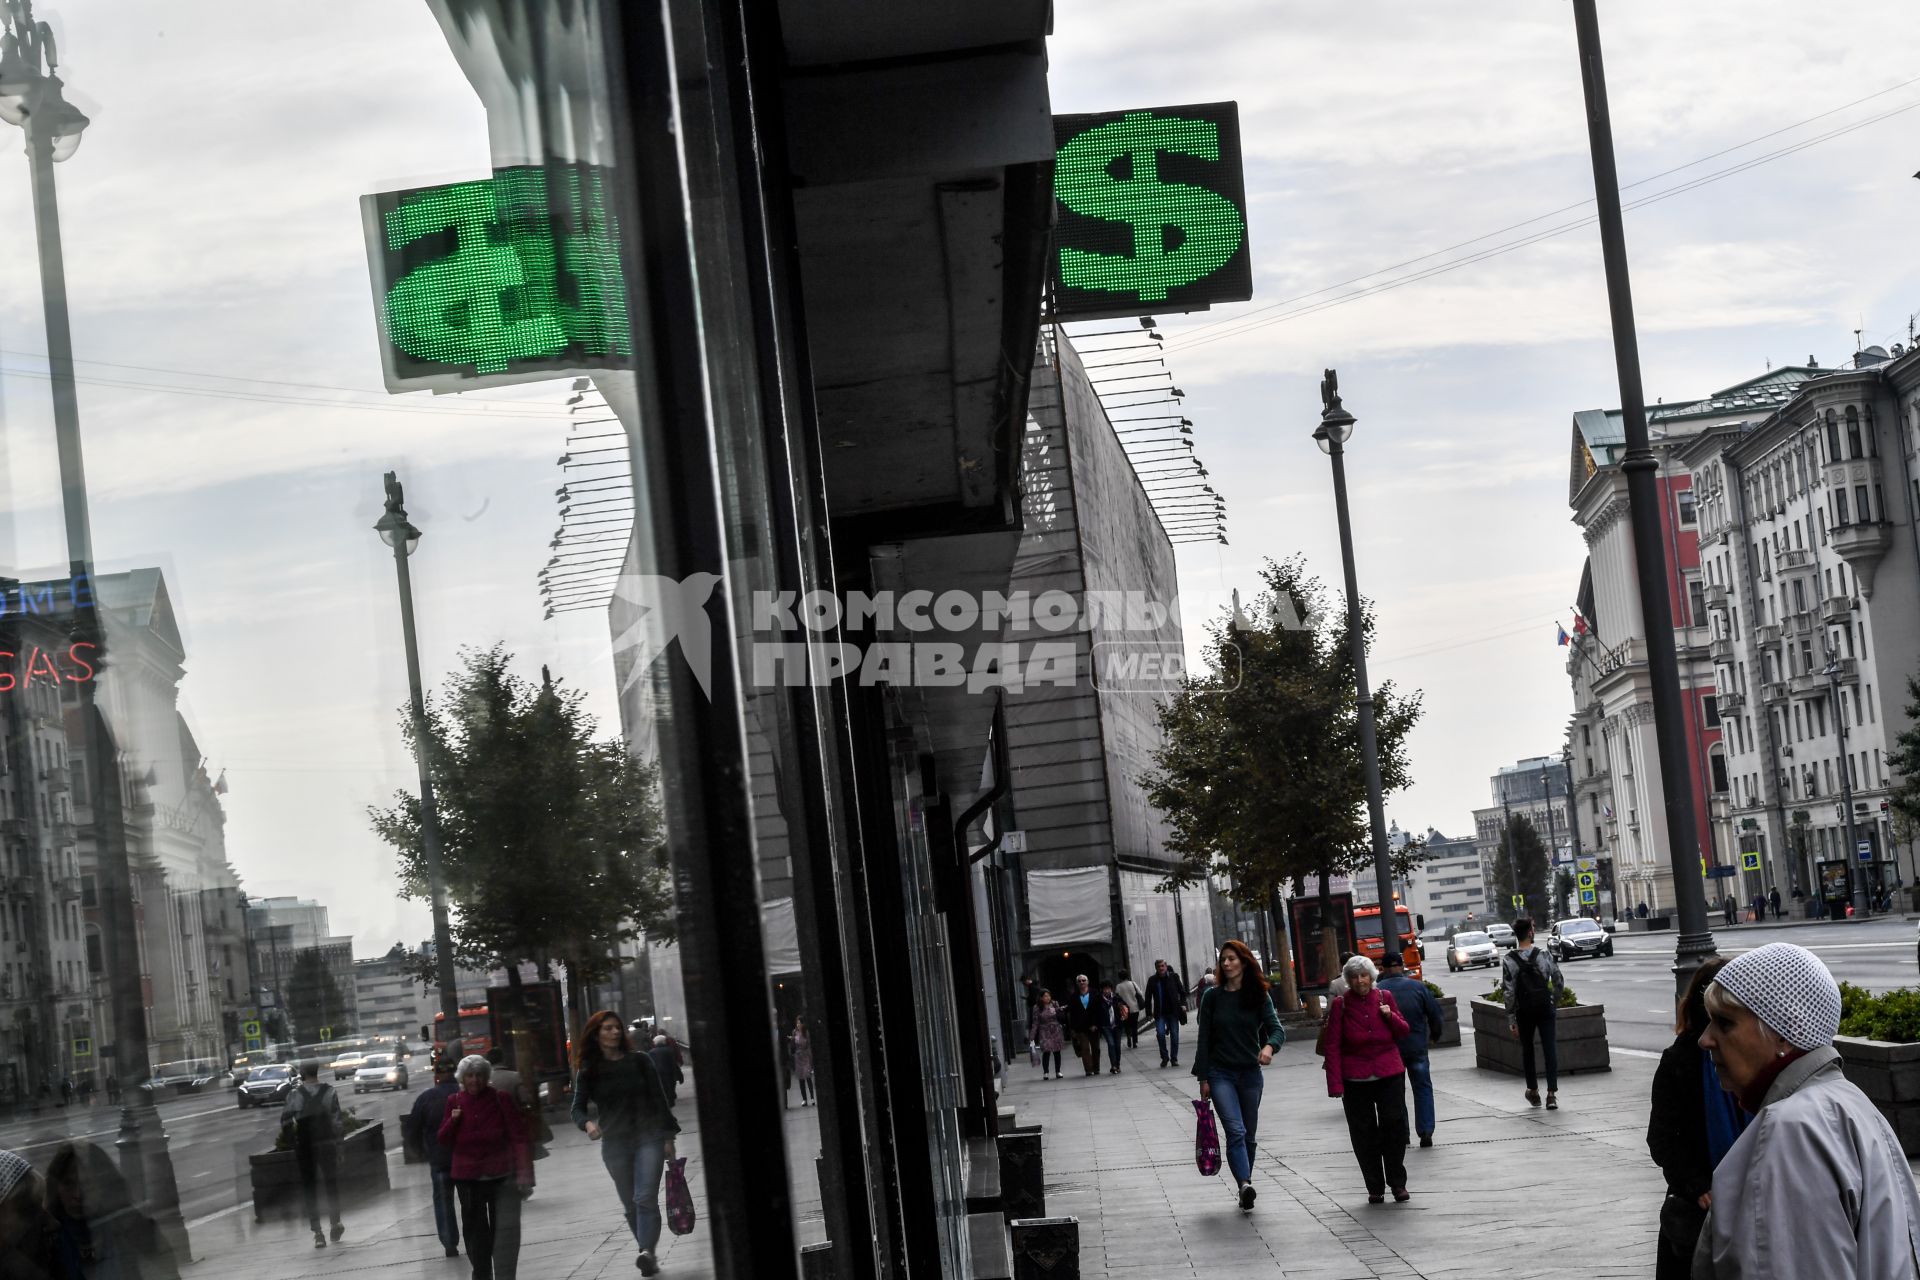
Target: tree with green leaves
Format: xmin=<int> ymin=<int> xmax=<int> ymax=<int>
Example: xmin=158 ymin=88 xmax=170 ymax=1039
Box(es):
xmin=1141 ymin=556 xmax=1424 ymax=1011
xmin=286 ymin=949 xmax=349 ymax=1043
xmin=1487 ymin=814 xmax=1551 ymax=926
xmin=369 ymin=645 xmax=672 ymax=1029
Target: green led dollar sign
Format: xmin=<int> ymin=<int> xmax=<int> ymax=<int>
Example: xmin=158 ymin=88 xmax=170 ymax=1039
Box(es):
xmin=383 ymin=178 xmax=566 ymax=375
xmin=1055 ymin=111 xmax=1245 ymax=302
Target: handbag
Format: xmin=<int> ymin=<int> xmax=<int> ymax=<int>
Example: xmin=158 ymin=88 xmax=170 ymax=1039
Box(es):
xmin=665 ymin=1156 xmax=696 ymax=1235
xmin=1192 ymin=1098 xmax=1222 ymax=1177
xmin=1315 ymin=996 xmax=1338 ymax=1058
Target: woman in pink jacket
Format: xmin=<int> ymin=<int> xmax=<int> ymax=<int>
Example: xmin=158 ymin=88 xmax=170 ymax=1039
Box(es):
xmin=1323 ymin=955 xmax=1413 ymax=1204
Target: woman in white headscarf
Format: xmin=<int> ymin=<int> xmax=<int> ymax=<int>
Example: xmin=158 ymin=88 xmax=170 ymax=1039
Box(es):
xmin=1694 ymin=942 xmax=1920 ymax=1278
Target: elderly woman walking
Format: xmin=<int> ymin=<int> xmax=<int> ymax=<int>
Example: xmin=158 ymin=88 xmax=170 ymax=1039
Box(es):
xmin=1028 ymin=989 xmax=1067 ymax=1080
xmin=1323 ymin=955 xmax=1413 ymax=1204
xmin=1647 ymin=956 xmax=1744 ymax=1280
xmin=1192 ymin=940 xmax=1284 ymax=1211
xmin=1694 ymin=942 xmax=1920 ymax=1277
xmin=439 ymin=1054 xmax=533 ymax=1280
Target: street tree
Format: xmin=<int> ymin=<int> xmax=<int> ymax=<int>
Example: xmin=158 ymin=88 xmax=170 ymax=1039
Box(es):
xmin=1486 ymin=813 xmax=1551 ymax=927
xmin=369 ymin=645 xmax=672 ymax=1030
xmin=286 ymin=949 xmax=349 ymax=1043
xmin=1141 ymin=555 xmax=1424 ymax=1012
xmin=1888 ymin=675 xmax=1920 ymax=902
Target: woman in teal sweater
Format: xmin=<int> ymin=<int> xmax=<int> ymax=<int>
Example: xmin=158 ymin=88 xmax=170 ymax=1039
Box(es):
xmin=1193 ymin=939 xmax=1285 ymax=1210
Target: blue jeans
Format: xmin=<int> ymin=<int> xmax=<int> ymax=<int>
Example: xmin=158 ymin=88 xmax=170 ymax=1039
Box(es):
xmin=1206 ymin=1065 xmax=1264 ymax=1185
xmin=602 ymin=1134 xmax=670 ymax=1252
xmin=430 ymin=1166 xmax=460 ymax=1250
xmin=1155 ymin=1016 xmax=1181 ymax=1064
xmin=1404 ymin=1056 xmax=1435 ymax=1138
xmin=1103 ymin=1027 xmax=1122 ymax=1068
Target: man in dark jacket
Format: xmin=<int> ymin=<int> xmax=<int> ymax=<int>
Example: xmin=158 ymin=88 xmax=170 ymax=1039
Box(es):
xmin=1142 ymin=959 xmax=1188 ymax=1068
xmin=648 ymin=1036 xmax=685 ymax=1107
xmin=404 ymin=1063 xmax=461 ymax=1257
xmin=1064 ymin=975 xmax=1106 ymax=1077
xmin=1376 ymin=952 xmax=1446 ymax=1147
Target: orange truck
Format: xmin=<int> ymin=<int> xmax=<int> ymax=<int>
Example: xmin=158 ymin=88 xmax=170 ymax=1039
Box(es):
xmin=1353 ymin=901 xmax=1422 ymax=979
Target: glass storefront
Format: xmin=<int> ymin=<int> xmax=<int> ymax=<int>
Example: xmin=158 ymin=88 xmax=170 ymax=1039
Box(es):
xmin=0 ymin=0 xmax=1052 ymax=1276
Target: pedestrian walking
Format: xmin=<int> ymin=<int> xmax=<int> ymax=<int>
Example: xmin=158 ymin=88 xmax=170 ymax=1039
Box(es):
xmin=571 ymin=1011 xmax=680 ymax=1277
xmin=405 ymin=1061 xmax=463 ymax=1257
xmin=648 ymin=1035 xmax=684 ymax=1108
xmin=1768 ymin=886 xmax=1782 ymax=920
xmin=1695 ymin=942 xmax=1920 ymax=1276
xmin=1637 ymin=902 xmax=1649 ymax=919
xmin=1646 ymin=956 xmax=1743 ymax=1280
xmin=1497 ymin=918 xmax=1564 ymax=1110
xmin=1097 ymin=981 xmax=1126 ymax=1074
xmin=440 ymin=1054 xmax=533 ymax=1280
xmin=1064 ymin=975 xmax=1104 ymax=1077
xmin=1719 ymin=895 xmax=1734 ymax=928
xmin=1113 ymin=970 xmax=1145 ymax=1050
xmin=279 ymin=1061 xmax=347 ymax=1248
xmin=103 ymin=1074 xmax=118 ymax=1106
xmin=58 ymin=1077 xmax=72 ymax=1108
xmin=1028 ymin=989 xmax=1066 ymax=1079
xmin=1192 ymin=940 xmax=1283 ymax=1212
xmin=1323 ymin=955 xmax=1413 ymax=1204
xmin=1374 ymin=951 xmax=1444 ymax=1148
xmin=1143 ymin=959 xmax=1187 ymax=1068
xmin=45 ymin=1139 xmax=179 ymax=1280
xmin=788 ymin=1016 xmax=816 ymax=1105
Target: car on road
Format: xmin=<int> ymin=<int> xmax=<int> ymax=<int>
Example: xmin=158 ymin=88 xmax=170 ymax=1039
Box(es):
xmin=331 ymin=1050 xmax=373 ymax=1081
xmin=353 ymin=1054 xmax=409 ymax=1094
xmin=230 ymin=1048 xmax=280 ymax=1086
xmin=1447 ymin=931 xmax=1500 ymax=972
xmin=141 ymin=1059 xmax=232 ymax=1096
xmin=1550 ymin=916 xmax=1614 ymax=961
xmin=1486 ymin=923 xmax=1517 ymax=950
xmin=237 ymin=1063 xmax=296 ymax=1109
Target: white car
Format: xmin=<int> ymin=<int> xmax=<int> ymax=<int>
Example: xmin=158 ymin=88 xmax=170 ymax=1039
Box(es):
xmin=353 ymin=1054 xmax=410 ymax=1093
xmin=1486 ymin=923 xmax=1517 ymax=950
xmin=1447 ymin=931 xmax=1500 ymax=972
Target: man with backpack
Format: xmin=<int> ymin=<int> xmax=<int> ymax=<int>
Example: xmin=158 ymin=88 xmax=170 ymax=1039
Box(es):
xmin=1498 ymin=918 xmax=1564 ymax=1111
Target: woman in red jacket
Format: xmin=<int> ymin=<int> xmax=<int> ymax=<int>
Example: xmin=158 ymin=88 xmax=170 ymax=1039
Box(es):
xmin=1323 ymin=955 xmax=1413 ymax=1204
xmin=438 ymin=1055 xmax=533 ymax=1280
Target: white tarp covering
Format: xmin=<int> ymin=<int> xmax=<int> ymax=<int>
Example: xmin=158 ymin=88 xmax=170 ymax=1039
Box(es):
xmin=1119 ymin=871 xmax=1213 ymax=986
xmin=762 ymin=897 xmax=802 ymax=975
xmin=1026 ymin=867 xmax=1113 ymax=947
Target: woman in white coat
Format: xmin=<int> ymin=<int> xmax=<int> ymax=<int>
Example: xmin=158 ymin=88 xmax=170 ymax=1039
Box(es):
xmin=1694 ymin=942 xmax=1920 ymax=1278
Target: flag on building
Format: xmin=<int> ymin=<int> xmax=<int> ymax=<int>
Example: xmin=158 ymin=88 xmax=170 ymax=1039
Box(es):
xmin=1571 ymin=611 xmax=1589 ymax=636
xmin=214 ymin=770 xmax=229 ymax=796
xmin=1556 ymin=623 xmax=1571 ymax=646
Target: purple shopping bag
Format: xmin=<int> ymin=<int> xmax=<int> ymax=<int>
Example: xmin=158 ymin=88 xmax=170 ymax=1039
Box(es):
xmin=665 ymin=1156 xmax=696 ymax=1235
xmin=1193 ymin=1098 xmax=1222 ymax=1177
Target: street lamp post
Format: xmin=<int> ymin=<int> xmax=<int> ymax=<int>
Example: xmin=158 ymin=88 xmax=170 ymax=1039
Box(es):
xmin=1568 ymin=1 xmax=1717 ymax=997
xmin=0 ymin=2 xmax=187 ymax=1255
xmin=1825 ymin=650 xmax=1870 ymax=917
xmin=375 ymin=473 xmax=463 ymax=1032
xmin=1312 ymin=371 xmax=1400 ymax=942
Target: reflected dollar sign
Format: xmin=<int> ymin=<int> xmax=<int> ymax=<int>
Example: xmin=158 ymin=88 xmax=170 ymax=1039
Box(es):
xmin=1056 ymin=111 xmax=1244 ymax=303
xmin=384 ymin=178 xmax=566 ymax=374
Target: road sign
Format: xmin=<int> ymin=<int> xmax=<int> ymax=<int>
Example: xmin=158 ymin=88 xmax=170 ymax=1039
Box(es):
xmin=1000 ymin=830 xmax=1028 ymax=855
xmin=1510 ymin=894 xmax=1524 ymax=908
xmin=245 ymin=1038 xmax=264 ymax=1052
xmin=242 ymin=1019 xmax=262 ymax=1040
xmin=1049 ymin=102 xmax=1252 ymax=321
xmin=1579 ymin=889 xmax=1597 ymax=905
xmin=319 ymin=1027 xmax=333 ymax=1042
xmin=1576 ymin=872 xmax=1597 ymax=890
xmin=72 ymin=1037 xmax=92 ymax=1058
xmin=1741 ymin=850 xmax=1762 ymax=872
xmin=362 ymin=163 xmax=630 ymax=393
xmin=1859 ymin=841 xmax=1875 ymax=863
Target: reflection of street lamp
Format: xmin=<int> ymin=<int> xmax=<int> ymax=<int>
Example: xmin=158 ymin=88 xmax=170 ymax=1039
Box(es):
xmin=1 ymin=1 xmax=187 ymax=1253
xmin=375 ymin=473 xmax=462 ymax=1030
xmin=1823 ymin=650 xmax=1869 ymax=917
xmin=1312 ymin=371 xmax=1399 ymax=931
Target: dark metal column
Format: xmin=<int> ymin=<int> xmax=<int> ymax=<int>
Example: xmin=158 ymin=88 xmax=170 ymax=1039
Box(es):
xmin=1569 ymin=0 xmax=1717 ymax=996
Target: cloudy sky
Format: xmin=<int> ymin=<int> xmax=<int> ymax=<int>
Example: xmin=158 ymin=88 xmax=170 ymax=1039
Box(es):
xmin=1 ymin=2 xmax=1917 ymax=952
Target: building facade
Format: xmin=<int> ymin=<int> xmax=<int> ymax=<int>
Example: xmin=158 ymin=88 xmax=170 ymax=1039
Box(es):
xmin=1675 ymin=345 xmax=1920 ymax=906
xmin=1403 ymin=827 xmax=1488 ymax=930
xmin=246 ymin=896 xmax=355 ymax=1044
xmin=1473 ymin=757 xmax=1574 ymax=908
xmin=1561 ymin=373 xmax=1813 ymax=911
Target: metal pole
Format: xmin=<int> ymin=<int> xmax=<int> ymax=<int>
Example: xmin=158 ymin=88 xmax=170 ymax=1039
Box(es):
xmin=1502 ymin=795 xmax=1520 ymax=912
xmin=1321 ymin=435 xmax=1399 ymax=942
xmin=383 ymin=474 xmax=463 ymax=1028
xmin=1542 ymin=766 xmax=1561 ymax=913
xmin=1569 ymin=0 xmax=1717 ymax=997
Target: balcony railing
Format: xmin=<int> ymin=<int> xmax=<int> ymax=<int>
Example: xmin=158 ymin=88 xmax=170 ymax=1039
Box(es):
xmin=1789 ymin=671 xmax=1824 ymax=698
xmin=1828 ymin=657 xmax=1860 ymax=684
xmin=1784 ymin=610 xmax=1817 ymax=638
xmin=1761 ymin=681 xmax=1788 ymax=703
xmin=1704 ymin=583 xmax=1729 ymax=609
xmin=1778 ymin=548 xmax=1813 ymax=570
xmin=1755 ymin=622 xmax=1783 ymax=646
xmin=1719 ymin=689 xmax=1746 ymax=713
xmin=1822 ymin=594 xmax=1856 ymax=624
xmin=1709 ymin=634 xmax=1734 ymax=663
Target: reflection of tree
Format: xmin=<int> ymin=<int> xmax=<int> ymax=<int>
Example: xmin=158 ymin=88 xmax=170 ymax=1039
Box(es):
xmin=369 ymin=645 xmax=671 ymax=1027
xmin=286 ymin=950 xmax=346 ymax=1042
xmin=1488 ymin=815 xmax=1551 ymax=925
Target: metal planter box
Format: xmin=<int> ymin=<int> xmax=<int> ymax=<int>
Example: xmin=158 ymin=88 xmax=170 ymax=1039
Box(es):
xmin=1432 ymin=995 xmax=1461 ymax=1048
xmin=1469 ymin=999 xmax=1610 ymax=1076
xmin=1835 ymin=1036 xmax=1920 ymax=1156
xmin=248 ymin=1122 xmax=389 ymax=1221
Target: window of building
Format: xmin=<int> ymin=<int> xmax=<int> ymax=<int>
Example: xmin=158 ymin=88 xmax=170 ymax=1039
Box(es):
xmin=1835 ymin=488 xmax=1851 ymax=525
xmin=1856 ymin=484 xmax=1872 ymax=523
xmin=1848 ymin=407 xmax=1864 ymax=459
xmin=1689 ymin=579 xmax=1707 ymax=626
xmin=1710 ymin=752 xmax=1729 ymax=793
xmin=1678 ymin=489 xmax=1697 ymax=526
xmin=1704 ymin=694 xmax=1721 ymax=728
xmin=1827 ymin=411 xmax=1842 ymax=461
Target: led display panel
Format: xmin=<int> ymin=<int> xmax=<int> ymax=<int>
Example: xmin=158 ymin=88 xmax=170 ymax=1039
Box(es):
xmin=1049 ymin=102 xmax=1252 ymax=322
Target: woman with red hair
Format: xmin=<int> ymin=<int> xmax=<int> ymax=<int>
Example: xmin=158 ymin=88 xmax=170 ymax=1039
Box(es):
xmin=1192 ymin=939 xmax=1284 ymax=1212
xmin=571 ymin=1011 xmax=680 ymax=1276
